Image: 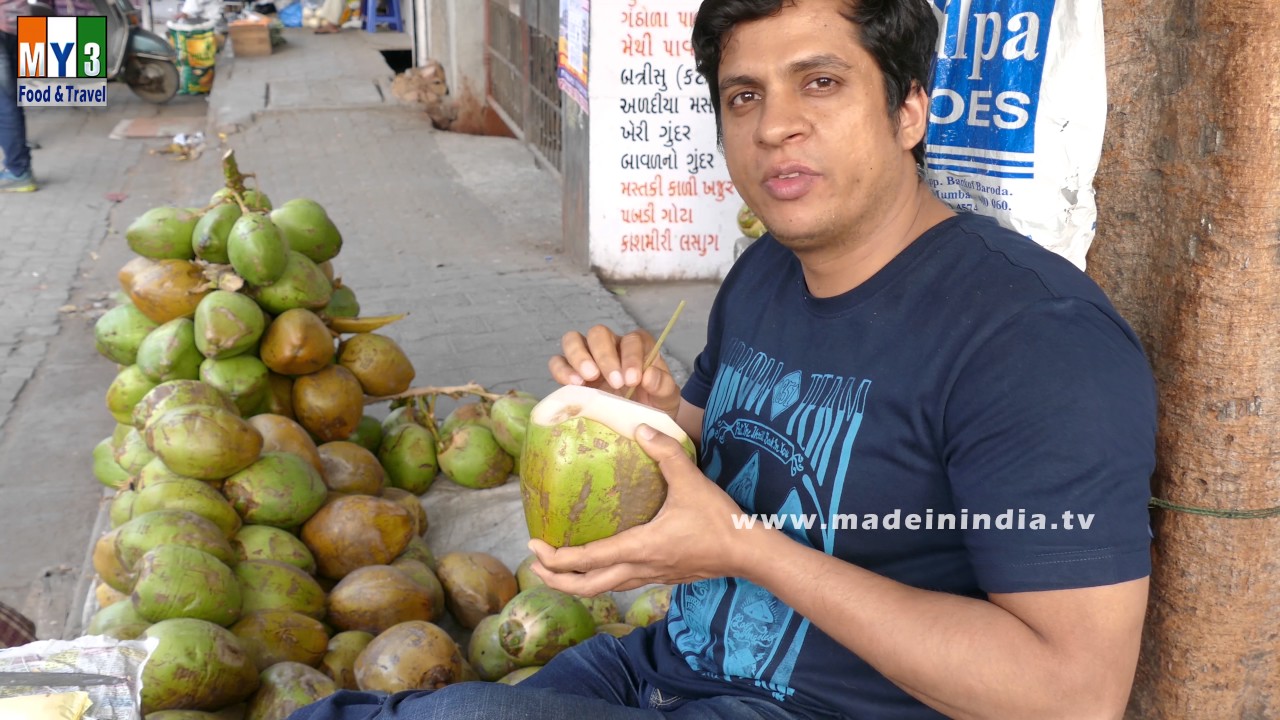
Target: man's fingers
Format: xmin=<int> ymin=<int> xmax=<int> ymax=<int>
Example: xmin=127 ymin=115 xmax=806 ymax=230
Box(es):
xmin=618 ymin=331 xmax=653 ymax=388
xmin=548 ymin=355 xmax=584 ymax=386
xmin=636 ymin=424 xmax=698 ymax=478
xmin=560 ymin=330 xmax=602 ymax=382
xmin=586 ymin=326 xmax=625 ymax=389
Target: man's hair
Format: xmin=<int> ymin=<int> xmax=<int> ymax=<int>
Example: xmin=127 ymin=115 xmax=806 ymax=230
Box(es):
xmin=691 ymin=0 xmax=938 ymax=167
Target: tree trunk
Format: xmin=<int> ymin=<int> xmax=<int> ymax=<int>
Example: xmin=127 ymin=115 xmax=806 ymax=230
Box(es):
xmin=1090 ymin=1 xmax=1280 ymax=717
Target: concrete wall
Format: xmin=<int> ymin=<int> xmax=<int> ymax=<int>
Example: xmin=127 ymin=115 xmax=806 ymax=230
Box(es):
xmin=562 ymin=100 xmax=590 ymax=268
xmin=413 ymin=0 xmax=487 ymax=98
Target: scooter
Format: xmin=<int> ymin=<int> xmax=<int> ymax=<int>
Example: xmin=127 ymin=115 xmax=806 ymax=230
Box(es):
xmin=27 ymin=0 xmax=180 ymax=103
xmin=97 ymin=0 xmax=181 ymax=103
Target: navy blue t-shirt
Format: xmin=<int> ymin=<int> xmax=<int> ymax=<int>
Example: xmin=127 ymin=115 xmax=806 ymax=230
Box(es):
xmin=622 ymin=213 xmax=1156 ymax=719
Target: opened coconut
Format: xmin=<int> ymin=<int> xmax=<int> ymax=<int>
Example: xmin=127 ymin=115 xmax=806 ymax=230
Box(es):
xmin=521 ymin=385 xmax=694 ymax=547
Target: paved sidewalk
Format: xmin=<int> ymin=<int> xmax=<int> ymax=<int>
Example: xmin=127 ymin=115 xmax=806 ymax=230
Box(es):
xmin=0 ymin=28 xmax=722 ymax=636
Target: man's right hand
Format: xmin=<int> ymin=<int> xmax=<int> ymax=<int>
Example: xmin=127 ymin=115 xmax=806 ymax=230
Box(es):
xmin=550 ymin=325 xmax=681 ymax=421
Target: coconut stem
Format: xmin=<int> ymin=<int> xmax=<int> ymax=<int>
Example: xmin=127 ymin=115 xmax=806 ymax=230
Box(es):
xmin=625 ymin=299 xmax=686 ymax=400
xmin=222 ymin=149 xmax=247 ymax=195
xmin=364 ymin=382 xmax=504 ymax=406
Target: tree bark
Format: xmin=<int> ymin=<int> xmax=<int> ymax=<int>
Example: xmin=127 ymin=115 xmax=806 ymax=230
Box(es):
xmin=1090 ymin=1 xmax=1280 ymax=717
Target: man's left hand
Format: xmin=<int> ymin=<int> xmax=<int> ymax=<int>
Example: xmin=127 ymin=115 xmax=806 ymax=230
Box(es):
xmin=528 ymin=423 xmax=750 ymax=597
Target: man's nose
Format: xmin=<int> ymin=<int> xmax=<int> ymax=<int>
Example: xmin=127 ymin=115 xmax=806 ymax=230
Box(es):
xmin=754 ymin=91 xmax=809 ymax=147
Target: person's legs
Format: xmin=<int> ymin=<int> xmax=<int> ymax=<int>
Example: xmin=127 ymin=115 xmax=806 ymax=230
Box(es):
xmin=288 ymin=636 xmax=808 ymax=720
xmin=0 ymin=31 xmax=35 ymax=191
xmin=314 ymin=0 xmax=345 ymax=33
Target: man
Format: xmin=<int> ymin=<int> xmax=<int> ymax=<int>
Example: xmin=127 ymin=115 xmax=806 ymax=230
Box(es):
xmin=0 ymin=0 xmax=35 ymax=191
xmin=290 ymin=1 xmax=1155 ymax=718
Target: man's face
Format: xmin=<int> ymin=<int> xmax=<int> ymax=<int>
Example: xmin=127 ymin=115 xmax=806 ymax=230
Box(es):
xmin=717 ymin=0 xmax=919 ymax=250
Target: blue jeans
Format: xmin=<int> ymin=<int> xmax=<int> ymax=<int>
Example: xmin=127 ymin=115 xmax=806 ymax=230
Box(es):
xmin=0 ymin=31 xmax=31 ymax=175
xmin=286 ymin=634 xmax=804 ymax=720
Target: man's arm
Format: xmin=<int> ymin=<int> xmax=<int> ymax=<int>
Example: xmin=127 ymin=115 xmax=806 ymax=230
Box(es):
xmin=743 ymin=522 xmax=1147 ymax=720
xmin=531 ymin=427 xmax=1148 ymax=720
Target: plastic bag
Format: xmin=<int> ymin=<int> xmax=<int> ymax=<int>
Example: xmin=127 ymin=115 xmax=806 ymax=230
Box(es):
xmin=924 ymin=0 xmax=1106 ymax=269
xmin=279 ymin=1 xmax=303 ymax=26
xmin=0 ymin=635 xmax=155 ymax=720
xmin=168 ymin=19 xmax=218 ymax=95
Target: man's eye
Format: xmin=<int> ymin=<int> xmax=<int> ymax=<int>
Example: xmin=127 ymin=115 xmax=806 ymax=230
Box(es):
xmin=808 ymin=77 xmax=836 ymax=90
xmin=728 ymin=91 xmax=758 ymax=108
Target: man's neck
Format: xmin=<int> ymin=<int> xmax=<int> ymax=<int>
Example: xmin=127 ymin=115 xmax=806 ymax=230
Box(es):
xmin=795 ymin=181 xmax=954 ymax=299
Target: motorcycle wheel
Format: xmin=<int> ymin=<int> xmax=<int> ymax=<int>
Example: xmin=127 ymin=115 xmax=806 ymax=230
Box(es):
xmin=125 ymin=57 xmax=180 ymax=104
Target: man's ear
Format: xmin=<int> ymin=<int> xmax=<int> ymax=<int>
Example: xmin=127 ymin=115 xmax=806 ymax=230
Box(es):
xmin=897 ymin=81 xmax=930 ymax=152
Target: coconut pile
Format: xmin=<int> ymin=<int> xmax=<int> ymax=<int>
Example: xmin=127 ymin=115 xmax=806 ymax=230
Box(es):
xmin=85 ymin=151 xmax=672 ymax=719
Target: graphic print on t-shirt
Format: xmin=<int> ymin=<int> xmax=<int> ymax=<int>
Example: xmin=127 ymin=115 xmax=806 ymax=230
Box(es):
xmin=669 ymin=339 xmax=872 ymax=701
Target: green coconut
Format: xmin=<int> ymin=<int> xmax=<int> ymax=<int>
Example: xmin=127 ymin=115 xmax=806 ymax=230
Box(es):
xmin=131 ymin=544 xmax=241 ymax=626
xmin=191 ymin=201 xmax=242 ymax=264
xmin=95 ymin=302 xmax=160 ymax=365
xmin=396 ymin=536 xmax=437 ymax=571
xmin=233 ymin=559 xmax=327 ymax=620
xmin=269 ymin=198 xmax=344 ymax=264
xmin=497 ymin=586 xmax=595 ymax=666
xmin=467 ymin=614 xmax=521 ymax=681
xmin=231 ymin=611 xmax=330 ymax=672
xmin=115 ymin=509 xmax=237 ymax=570
xmin=490 ymin=394 xmax=537 ymax=459
xmin=439 ymin=402 xmax=491 ymax=436
xmin=323 ymin=285 xmax=360 ymax=318
xmin=140 ymin=618 xmax=260 ymax=714
xmin=110 ymin=487 xmax=138 ymax=527
xmin=134 ymin=478 xmax=242 ymax=537
xmin=246 ymin=661 xmax=337 ymax=720
xmin=136 ymin=318 xmax=203 ymax=383
xmin=93 ymin=528 xmax=134 ymax=594
xmin=222 ymin=452 xmax=328 ymax=529
xmin=326 ymin=564 xmax=445 ymax=634
xmin=246 ymin=251 xmax=333 ymax=316
xmin=228 ymin=213 xmax=288 ymax=287
xmin=107 ymin=365 xmax=161 ymax=425
xmin=94 ymin=437 xmax=132 ymax=489
xmin=625 ymin=585 xmax=673 ymax=627
xmin=346 ymin=415 xmax=383 ymax=454
xmin=520 ymin=385 xmax=694 ymax=547
xmin=114 ymin=427 xmax=158 ymax=475
xmin=377 ymin=423 xmax=438 ymax=495
xmin=514 ymin=554 xmax=544 ymax=592
xmin=132 ymin=379 xmax=239 ymax=431
xmin=87 ymin=597 xmax=152 ymax=639
xmin=319 ymin=631 xmax=374 ymax=690
xmin=579 ymin=593 xmax=622 ymax=626
xmin=145 ymin=405 xmax=263 ymax=481
xmin=380 ymin=405 xmax=430 ymax=436
xmin=193 ymin=290 xmax=267 ymax=360
xmin=127 ymin=206 xmax=200 ymax=260
xmin=136 ymin=457 xmax=212 ymax=492
xmin=232 ymin=524 xmax=317 ymax=574
xmin=199 ymin=355 xmax=270 ymax=415
xmin=438 ymin=424 xmax=513 ymax=490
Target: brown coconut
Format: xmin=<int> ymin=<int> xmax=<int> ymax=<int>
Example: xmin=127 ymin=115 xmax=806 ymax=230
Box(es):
xmin=380 ymin=486 xmax=427 ymax=535
xmin=259 ymin=309 xmax=335 ymax=376
xmin=320 ymin=631 xmax=375 ymax=690
xmin=337 ymin=333 xmax=415 ymax=397
xmin=434 ymin=552 xmax=518 ymax=629
xmin=293 ymin=365 xmax=364 ymax=443
xmin=248 ymin=414 xmax=324 ymax=474
xmin=327 ymin=565 xmax=445 ymax=634
xmin=127 ymin=259 xmax=213 ymax=324
xmin=317 ymin=441 xmax=386 ymax=495
xmin=354 ymin=621 xmax=465 ymax=693
xmin=300 ymin=495 xmax=415 ymax=580
xmin=230 ymin=610 xmax=330 ymax=670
